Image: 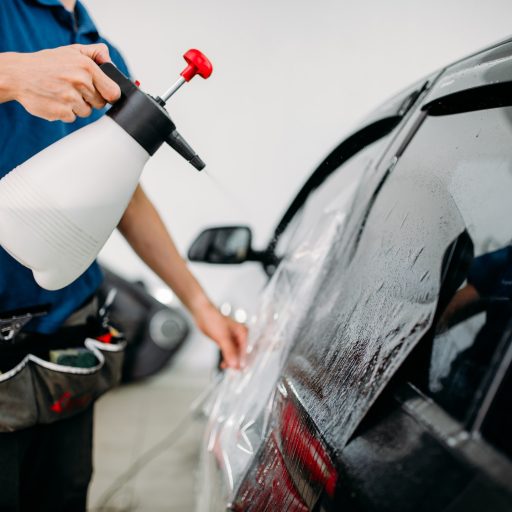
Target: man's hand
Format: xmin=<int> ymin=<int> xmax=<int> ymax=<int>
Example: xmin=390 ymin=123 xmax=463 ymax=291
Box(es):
xmin=191 ymin=299 xmax=248 ymax=370
xmin=0 ymin=44 xmax=121 ymax=122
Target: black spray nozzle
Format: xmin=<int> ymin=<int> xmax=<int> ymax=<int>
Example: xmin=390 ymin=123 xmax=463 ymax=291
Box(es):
xmin=165 ymin=129 xmax=205 ymax=171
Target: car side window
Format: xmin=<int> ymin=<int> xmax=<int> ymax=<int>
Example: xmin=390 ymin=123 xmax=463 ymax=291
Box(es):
xmin=404 ymin=106 xmax=512 ymax=425
xmin=274 ymin=136 xmax=392 ymax=259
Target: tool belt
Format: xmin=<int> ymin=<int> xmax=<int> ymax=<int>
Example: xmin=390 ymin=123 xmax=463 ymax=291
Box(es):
xmin=0 ymin=295 xmax=125 ymax=432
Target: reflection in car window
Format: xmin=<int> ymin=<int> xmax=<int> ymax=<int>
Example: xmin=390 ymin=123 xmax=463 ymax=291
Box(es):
xmin=202 ymin=228 xmax=251 ymax=263
xmin=275 ymin=136 xmax=392 ymax=259
xmin=221 ymin=228 xmax=250 ymax=259
xmin=431 ymin=245 xmax=512 ymax=421
xmin=401 ymin=107 xmax=512 ymax=425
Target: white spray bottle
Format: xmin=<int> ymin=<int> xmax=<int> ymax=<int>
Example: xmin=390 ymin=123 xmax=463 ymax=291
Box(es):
xmin=0 ymin=49 xmax=212 ymax=290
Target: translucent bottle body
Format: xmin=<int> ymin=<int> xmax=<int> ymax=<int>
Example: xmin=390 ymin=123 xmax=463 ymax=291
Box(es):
xmin=0 ymin=116 xmax=150 ymax=290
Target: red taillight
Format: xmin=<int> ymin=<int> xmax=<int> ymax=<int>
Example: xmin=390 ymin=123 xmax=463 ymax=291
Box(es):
xmin=280 ymin=401 xmax=337 ymax=497
xmin=233 ymin=433 xmax=309 ymax=512
xmin=233 ymin=382 xmax=338 ymax=509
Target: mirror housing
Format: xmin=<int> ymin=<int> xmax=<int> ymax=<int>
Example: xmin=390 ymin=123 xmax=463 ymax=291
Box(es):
xmin=188 ymin=226 xmax=272 ymax=265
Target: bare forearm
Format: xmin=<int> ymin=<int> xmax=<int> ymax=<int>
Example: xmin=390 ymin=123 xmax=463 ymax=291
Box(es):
xmin=119 ymin=185 xmax=248 ymax=368
xmin=118 ymin=185 xmax=209 ymax=314
xmin=438 ymin=284 xmax=481 ymax=331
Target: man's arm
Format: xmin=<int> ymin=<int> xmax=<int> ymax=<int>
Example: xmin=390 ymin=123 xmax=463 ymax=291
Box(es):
xmin=437 ymin=283 xmax=483 ymax=333
xmin=118 ymin=185 xmax=247 ymax=369
xmin=0 ymin=44 xmax=120 ymax=122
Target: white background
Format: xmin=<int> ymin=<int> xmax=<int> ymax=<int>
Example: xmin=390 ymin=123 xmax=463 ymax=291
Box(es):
xmin=87 ymin=0 xmax=512 ymax=301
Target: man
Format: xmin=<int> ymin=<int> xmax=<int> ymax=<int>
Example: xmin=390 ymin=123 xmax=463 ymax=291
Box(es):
xmin=0 ymin=1 xmax=247 ymax=510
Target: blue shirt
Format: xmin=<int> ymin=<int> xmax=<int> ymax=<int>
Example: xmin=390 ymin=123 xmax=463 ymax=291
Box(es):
xmin=468 ymin=246 xmax=512 ymax=301
xmin=0 ymin=0 xmax=129 ymax=333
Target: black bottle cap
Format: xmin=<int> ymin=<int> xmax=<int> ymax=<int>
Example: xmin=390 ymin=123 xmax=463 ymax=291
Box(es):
xmin=100 ymin=63 xmax=174 ymax=156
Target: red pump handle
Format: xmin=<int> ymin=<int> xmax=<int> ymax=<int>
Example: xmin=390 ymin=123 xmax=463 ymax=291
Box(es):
xmin=180 ymin=49 xmax=213 ymax=82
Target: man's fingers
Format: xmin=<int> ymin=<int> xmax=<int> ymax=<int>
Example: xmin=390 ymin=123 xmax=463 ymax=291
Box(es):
xmin=72 ymin=98 xmax=93 ymax=118
xmin=78 ymin=84 xmax=107 ymax=110
xmin=76 ymin=43 xmax=111 ymax=65
xmin=236 ymin=323 xmax=248 ymax=344
xmin=91 ymin=63 xmax=121 ymax=104
xmin=219 ymin=322 xmax=248 ymax=369
xmin=234 ymin=324 xmax=248 ymax=367
xmin=218 ymin=335 xmax=240 ymax=369
xmin=15 ymin=45 xmax=119 ymax=122
xmin=60 ymin=108 xmax=76 ymax=123
xmin=73 ymin=44 xmax=120 ymax=103
xmin=196 ymin=306 xmax=248 ymax=370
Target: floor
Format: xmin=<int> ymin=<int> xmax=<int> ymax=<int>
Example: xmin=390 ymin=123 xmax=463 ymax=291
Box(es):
xmin=88 ymin=330 xmax=218 ymax=512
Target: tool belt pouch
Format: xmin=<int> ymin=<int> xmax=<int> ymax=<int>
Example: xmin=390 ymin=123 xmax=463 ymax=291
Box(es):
xmin=0 ymin=337 xmax=125 ymax=432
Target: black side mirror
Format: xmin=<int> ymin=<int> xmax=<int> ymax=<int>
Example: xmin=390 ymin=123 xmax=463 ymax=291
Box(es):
xmin=188 ymin=226 xmax=255 ymax=264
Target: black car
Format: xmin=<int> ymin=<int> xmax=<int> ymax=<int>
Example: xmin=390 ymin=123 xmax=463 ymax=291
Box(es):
xmin=189 ymin=38 xmax=512 ymax=511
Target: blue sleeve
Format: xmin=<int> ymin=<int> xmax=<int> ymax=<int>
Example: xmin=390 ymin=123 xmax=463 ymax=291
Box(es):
xmin=468 ymin=246 xmax=511 ymax=297
xmin=0 ymin=1 xmax=19 ymax=52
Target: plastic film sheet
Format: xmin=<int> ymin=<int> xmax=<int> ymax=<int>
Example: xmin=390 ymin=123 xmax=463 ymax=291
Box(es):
xmin=196 ymin=172 xmax=363 ymax=511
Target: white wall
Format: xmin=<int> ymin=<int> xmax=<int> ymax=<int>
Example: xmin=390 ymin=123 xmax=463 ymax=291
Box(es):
xmin=87 ymin=0 xmax=512 ymax=299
